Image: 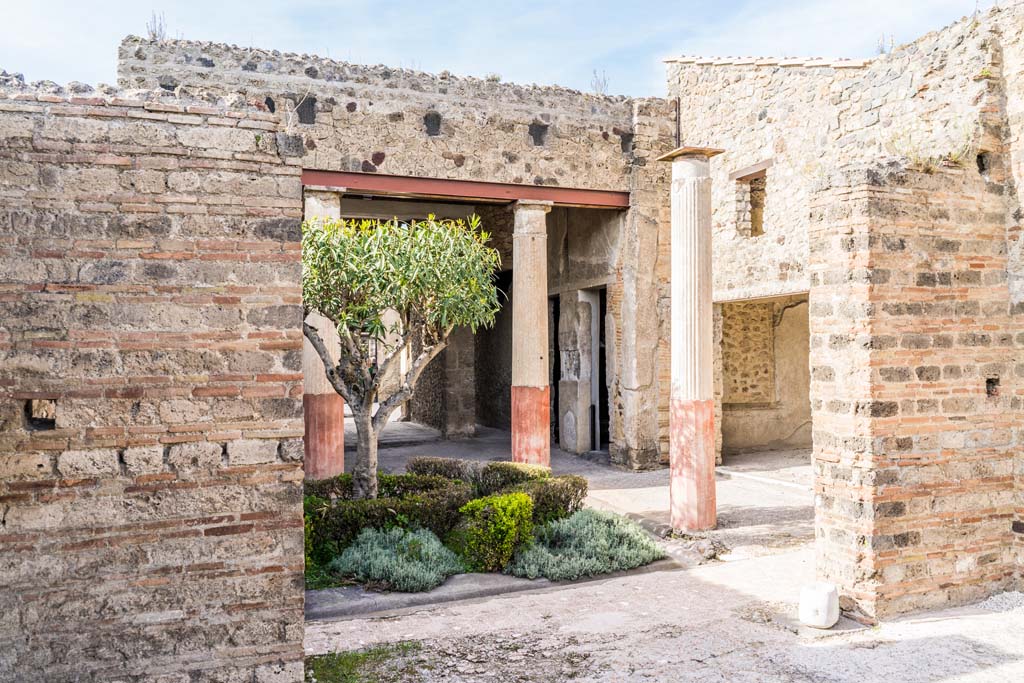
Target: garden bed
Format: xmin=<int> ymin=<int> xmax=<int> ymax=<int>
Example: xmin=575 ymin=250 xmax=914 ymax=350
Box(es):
xmin=304 ymin=457 xmax=664 ymax=593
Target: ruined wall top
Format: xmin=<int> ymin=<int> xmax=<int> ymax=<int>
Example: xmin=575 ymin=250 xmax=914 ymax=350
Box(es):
xmin=116 ymin=36 xmax=637 ymax=121
xmin=665 ymin=5 xmax=1013 ymax=302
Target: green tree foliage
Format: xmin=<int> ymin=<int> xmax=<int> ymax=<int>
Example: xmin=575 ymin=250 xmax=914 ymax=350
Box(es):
xmin=302 ymin=216 xmax=501 ymax=499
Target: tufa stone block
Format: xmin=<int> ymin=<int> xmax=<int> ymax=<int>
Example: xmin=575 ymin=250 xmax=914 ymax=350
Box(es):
xmin=168 ymin=441 xmax=222 ymax=471
xmin=57 ymin=448 xmax=120 ymax=478
xmin=122 ymin=445 xmax=165 ymax=476
xmin=228 ymin=439 xmax=279 ymax=465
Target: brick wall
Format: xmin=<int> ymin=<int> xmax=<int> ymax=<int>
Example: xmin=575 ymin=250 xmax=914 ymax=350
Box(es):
xmin=809 ymin=163 xmax=1023 ymax=620
xmin=0 ymin=88 xmax=305 ymax=681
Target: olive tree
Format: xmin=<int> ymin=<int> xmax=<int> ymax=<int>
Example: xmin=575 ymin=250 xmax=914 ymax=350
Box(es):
xmin=302 ymin=215 xmax=501 ymax=498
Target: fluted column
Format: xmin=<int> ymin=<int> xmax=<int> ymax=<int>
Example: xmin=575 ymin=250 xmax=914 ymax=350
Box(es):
xmin=659 ymin=146 xmax=723 ymax=531
xmin=302 ymin=190 xmax=345 ymax=480
xmin=511 ymin=200 xmax=553 ymax=466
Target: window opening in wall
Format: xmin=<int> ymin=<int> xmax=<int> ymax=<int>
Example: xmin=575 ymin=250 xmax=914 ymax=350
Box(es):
xmin=730 ymin=159 xmax=772 ymax=239
xmin=747 ymin=174 xmax=766 ymax=237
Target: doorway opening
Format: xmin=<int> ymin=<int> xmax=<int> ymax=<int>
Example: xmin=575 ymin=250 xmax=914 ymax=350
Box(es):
xmin=718 ymin=293 xmax=811 ymax=486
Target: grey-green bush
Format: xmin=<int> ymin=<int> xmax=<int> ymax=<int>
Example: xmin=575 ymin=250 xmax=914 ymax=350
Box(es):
xmin=506 ymin=509 xmax=664 ymax=581
xmin=330 ymin=527 xmax=464 ymax=592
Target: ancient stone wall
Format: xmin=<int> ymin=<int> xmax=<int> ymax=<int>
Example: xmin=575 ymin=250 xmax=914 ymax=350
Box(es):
xmin=115 ymin=37 xmax=671 ymax=468
xmin=721 ymin=301 xmax=776 ymax=405
xmin=621 ymin=98 xmax=677 ymax=469
xmin=116 ymin=37 xmax=635 ymax=192
xmin=809 ymin=162 xmax=1022 ymax=620
xmin=667 ymin=11 xmax=996 ymax=303
xmin=0 ymin=85 xmax=305 ymax=680
xmin=994 ymin=3 xmax=1024 ymax=304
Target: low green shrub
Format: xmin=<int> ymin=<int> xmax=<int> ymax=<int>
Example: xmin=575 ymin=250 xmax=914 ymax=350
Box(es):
xmin=448 ymin=492 xmax=534 ymax=572
xmin=330 ymin=528 xmax=464 ymax=592
xmin=506 ymin=509 xmax=664 ymax=581
xmin=406 ymin=456 xmax=483 ymax=483
xmin=405 ymin=457 xmax=550 ymax=496
xmin=477 ymin=461 xmax=550 ymax=496
xmin=305 ymin=472 xmax=454 ymax=501
xmin=304 ymin=474 xmax=473 ymax=561
xmin=504 ymin=475 xmax=588 ymax=524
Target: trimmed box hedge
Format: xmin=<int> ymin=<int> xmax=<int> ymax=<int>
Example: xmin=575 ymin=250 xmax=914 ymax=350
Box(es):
xmin=304 ymin=473 xmax=473 ymax=563
xmin=503 ymin=474 xmax=588 ymax=524
xmin=447 ymin=492 xmax=534 ymax=572
xmin=406 ymin=456 xmax=550 ymax=496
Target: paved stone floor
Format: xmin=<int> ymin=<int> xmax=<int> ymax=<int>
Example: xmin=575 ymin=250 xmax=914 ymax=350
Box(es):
xmin=311 ymin=429 xmax=1024 ymax=681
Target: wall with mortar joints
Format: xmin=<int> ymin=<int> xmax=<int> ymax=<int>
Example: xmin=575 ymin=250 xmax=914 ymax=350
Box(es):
xmin=992 ymin=3 xmax=1024 ymax=304
xmin=0 ymin=87 xmax=305 ymax=681
xmin=809 ymin=161 xmax=1022 ymax=621
xmin=116 ymin=37 xmax=639 ymax=193
xmin=113 ymin=38 xmax=675 ymax=468
xmin=720 ymin=295 xmax=812 ymax=453
xmin=667 ymin=8 xmax=1001 ymax=304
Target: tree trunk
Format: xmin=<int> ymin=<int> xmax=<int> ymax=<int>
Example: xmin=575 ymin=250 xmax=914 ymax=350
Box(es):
xmin=351 ymin=408 xmax=378 ymax=499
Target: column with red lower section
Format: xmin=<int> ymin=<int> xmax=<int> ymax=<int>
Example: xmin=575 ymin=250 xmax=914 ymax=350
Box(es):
xmin=510 ymin=200 xmax=553 ymax=467
xmin=302 ymin=189 xmax=346 ymax=480
xmin=511 ymin=385 xmax=550 ymax=466
xmin=304 ymin=391 xmax=345 ymax=479
xmin=659 ymin=145 xmax=723 ymax=532
xmin=302 ymin=311 xmax=346 ymax=481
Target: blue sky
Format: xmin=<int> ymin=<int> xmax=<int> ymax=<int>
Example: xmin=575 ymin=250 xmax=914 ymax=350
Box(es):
xmin=0 ymin=0 xmax=997 ymax=97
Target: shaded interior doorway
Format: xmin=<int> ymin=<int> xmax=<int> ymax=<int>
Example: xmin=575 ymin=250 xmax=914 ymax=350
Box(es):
xmin=718 ymin=293 xmax=811 ymax=466
xmin=550 ymin=295 xmax=560 ymax=444
xmin=596 ymin=286 xmax=609 ymax=451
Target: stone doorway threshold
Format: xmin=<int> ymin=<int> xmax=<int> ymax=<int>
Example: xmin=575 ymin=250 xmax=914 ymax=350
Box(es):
xmin=306 ymin=558 xmax=683 ymax=622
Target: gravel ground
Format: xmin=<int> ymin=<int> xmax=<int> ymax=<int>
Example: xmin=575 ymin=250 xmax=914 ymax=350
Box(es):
xmin=312 ymin=431 xmax=1024 ymax=681
xmin=307 ymin=550 xmax=1024 ymax=682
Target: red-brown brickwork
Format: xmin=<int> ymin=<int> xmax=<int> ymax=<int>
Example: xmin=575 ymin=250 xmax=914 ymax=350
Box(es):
xmin=0 ymin=90 xmax=305 ymax=681
xmin=809 ymin=163 xmax=1024 ymax=621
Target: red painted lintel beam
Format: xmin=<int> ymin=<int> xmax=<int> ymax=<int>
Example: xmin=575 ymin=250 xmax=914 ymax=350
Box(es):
xmin=301 ymin=170 xmax=631 ymax=209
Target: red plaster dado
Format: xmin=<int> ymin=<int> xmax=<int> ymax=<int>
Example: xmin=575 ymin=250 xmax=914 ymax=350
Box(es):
xmin=511 ymin=385 xmax=551 ymax=467
xmin=669 ymin=398 xmax=717 ymax=531
xmin=304 ymin=392 xmax=345 ymax=479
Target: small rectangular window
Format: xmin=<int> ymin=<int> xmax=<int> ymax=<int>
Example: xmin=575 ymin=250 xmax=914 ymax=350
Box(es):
xmin=730 ymin=159 xmax=772 ymax=239
xmin=747 ymin=174 xmax=766 ymax=237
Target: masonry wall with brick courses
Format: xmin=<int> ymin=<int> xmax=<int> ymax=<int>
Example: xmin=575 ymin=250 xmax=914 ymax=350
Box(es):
xmin=619 ymin=98 xmax=678 ymax=469
xmin=0 ymin=86 xmax=305 ymax=681
xmin=808 ymin=162 xmax=1023 ymax=621
xmin=666 ymin=10 xmax=998 ymax=304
